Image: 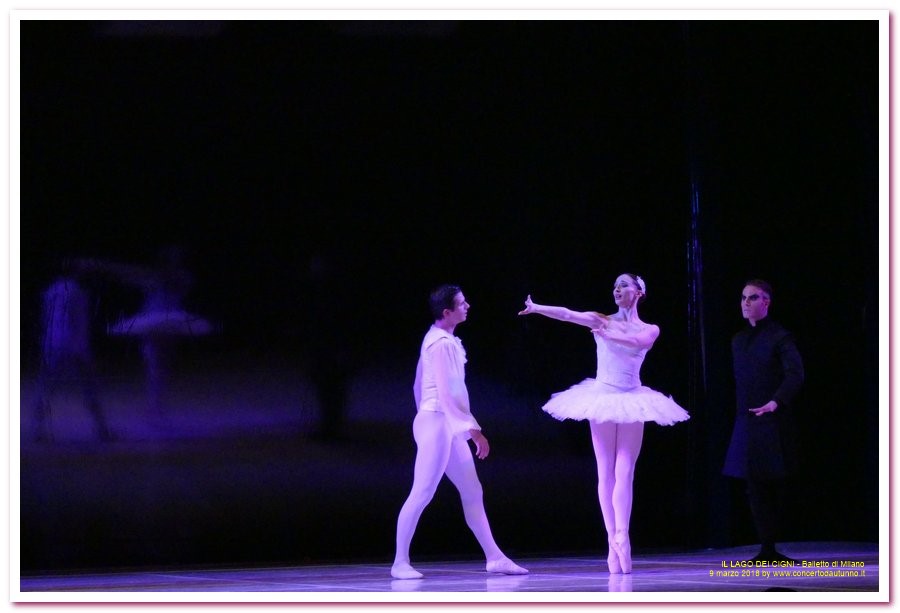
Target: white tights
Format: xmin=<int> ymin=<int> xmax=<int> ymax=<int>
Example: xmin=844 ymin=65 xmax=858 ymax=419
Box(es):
xmin=589 ymin=421 xmax=644 ymax=538
xmin=393 ymin=411 xmax=503 ymax=565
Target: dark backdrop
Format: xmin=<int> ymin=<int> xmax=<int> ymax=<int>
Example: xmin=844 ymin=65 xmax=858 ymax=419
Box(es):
xmin=18 ymin=19 xmax=879 ymax=572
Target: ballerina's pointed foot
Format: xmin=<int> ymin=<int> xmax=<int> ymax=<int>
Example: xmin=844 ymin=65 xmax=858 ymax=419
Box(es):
xmin=607 ymin=540 xmax=622 ymax=574
xmin=613 ymin=531 xmax=632 ymax=574
xmin=391 ymin=562 xmax=423 ymax=580
xmin=486 ymin=557 xmax=529 ymax=575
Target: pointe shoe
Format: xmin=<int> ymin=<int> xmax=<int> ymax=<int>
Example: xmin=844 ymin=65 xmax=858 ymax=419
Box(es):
xmin=391 ymin=562 xmax=423 ymax=580
xmin=613 ymin=530 xmax=632 ymax=574
xmin=486 ymin=557 xmax=529 ymax=575
xmin=607 ymin=540 xmax=622 ymax=574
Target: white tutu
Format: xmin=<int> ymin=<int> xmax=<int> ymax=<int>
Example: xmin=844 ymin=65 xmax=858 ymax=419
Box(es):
xmin=108 ymin=309 xmax=213 ymax=337
xmin=542 ymin=378 xmax=689 ymax=426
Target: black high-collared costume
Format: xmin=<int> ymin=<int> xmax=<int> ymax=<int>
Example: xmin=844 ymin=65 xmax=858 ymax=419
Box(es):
xmin=723 ymin=316 xmax=804 ymax=479
xmin=722 ymin=315 xmax=804 ymax=558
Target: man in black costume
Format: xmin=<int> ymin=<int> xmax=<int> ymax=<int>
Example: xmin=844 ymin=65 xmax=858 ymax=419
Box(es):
xmin=722 ymin=279 xmax=804 ymax=562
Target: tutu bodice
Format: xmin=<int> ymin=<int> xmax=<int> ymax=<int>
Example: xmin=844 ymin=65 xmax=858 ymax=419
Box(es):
xmin=595 ymin=335 xmax=647 ymax=390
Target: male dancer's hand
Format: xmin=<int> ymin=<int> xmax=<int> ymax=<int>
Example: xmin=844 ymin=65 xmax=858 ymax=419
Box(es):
xmin=749 ymin=400 xmax=778 ymax=416
xmin=469 ymin=430 xmax=490 ymax=459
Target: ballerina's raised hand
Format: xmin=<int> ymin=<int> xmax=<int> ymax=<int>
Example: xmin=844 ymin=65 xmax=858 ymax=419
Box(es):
xmin=518 ymin=294 xmax=536 ymax=316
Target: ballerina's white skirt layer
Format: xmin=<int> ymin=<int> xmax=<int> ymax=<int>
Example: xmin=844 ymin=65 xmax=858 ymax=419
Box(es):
xmin=542 ymin=378 xmax=689 ymax=426
xmin=108 ymin=310 xmax=213 ymax=337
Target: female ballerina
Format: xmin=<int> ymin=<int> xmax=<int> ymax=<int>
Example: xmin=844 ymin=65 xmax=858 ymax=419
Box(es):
xmin=76 ymin=247 xmax=213 ymax=418
xmin=518 ymin=273 xmax=688 ymax=573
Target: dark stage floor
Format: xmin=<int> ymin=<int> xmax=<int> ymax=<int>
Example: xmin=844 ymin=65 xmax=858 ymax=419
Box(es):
xmin=18 ymin=542 xmax=881 ymax=601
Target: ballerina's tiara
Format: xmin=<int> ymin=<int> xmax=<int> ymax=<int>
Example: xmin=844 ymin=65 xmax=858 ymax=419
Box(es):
xmin=635 ymin=275 xmax=646 ymax=294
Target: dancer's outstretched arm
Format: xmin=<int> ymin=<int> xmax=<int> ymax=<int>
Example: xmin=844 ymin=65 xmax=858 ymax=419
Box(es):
xmin=518 ymin=294 xmax=607 ymax=328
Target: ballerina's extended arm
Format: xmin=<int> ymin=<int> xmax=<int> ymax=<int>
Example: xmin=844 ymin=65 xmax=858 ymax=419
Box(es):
xmin=518 ymin=294 xmax=608 ymax=328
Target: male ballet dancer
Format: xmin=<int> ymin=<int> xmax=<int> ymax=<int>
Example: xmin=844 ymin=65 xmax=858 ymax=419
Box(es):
xmin=391 ymin=284 xmax=527 ymax=579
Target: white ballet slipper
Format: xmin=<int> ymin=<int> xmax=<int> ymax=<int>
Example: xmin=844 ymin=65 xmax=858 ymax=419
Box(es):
xmin=391 ymin=562 xmax=423 ymax=580
xmin=486 ymin=557 xmax=529 ymax=575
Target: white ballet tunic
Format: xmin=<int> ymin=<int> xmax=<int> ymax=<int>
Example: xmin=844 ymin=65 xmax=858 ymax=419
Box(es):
xmin=414 ymin=326 xmax=481 ymax=439
xmin=542 ymin=334 xmax=689 ymax=426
